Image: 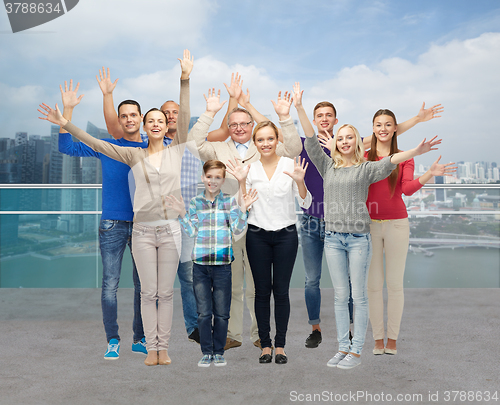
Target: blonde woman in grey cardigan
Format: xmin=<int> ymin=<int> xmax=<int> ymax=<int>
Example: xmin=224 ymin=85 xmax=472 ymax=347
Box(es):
xmin=38 ymin=52 xmax=194 ymax=366
xmin=294 ymin=83 xmax=441 ymax=369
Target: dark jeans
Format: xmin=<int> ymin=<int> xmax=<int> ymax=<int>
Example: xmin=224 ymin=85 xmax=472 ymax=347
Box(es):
xmin=99 ymin=219 xmax=144 ymax=343
xmin=193 ymin=263 xmax=232 ymax=356
xmin=246 ymin=224 xmax=298 ymax=349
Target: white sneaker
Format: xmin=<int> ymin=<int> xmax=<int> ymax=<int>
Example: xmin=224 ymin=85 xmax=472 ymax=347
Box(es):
xmin=327 ymin=351 xmax=347 ymax=368
xmin=337 ymin=353 xmax=362 ymax=369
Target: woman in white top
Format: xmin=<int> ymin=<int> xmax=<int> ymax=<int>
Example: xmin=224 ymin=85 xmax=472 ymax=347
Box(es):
xmin=233 ymin=106 xmax=311 ymax=364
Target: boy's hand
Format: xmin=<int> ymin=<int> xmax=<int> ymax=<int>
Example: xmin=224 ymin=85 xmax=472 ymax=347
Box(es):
xmin=164 ymin=195 xmax=186 ymax=217
xmin=318 ymin=132 xmax=333 ymax=151
xmin=242 ymin=188 xmax=258 ymax=211
xmin=60 ymin=80 xmax=84 ymax=109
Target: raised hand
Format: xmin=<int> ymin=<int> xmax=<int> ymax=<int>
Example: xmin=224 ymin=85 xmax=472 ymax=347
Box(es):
xmin=318 ymin=132 xmax=333 ymax=151
xmin=96 ymin=67 xmax=118 ymax=95
xmin=292 ymin=82 xmax=304 ymax=108
xmin=429 ymin=156 xmax=457 ymax=177
xmin=164 ymin=195 xmax=186 ymax=217
xmin=242 ymin=188 xmax=258 ymax=211
xmin=271 ymin=91 xmax=292 ymax=120
xmin=179 ymin=49 xmax=194 ymax=80
xmin=226 ymin=158 xmax=250 ymax=183
xmin=204 ymin=88 xmax=227 ymax=115
xmin=417 ymin=102 xmax=444 ymax=122
xmin=414 ymin=135 xmax=442 ymax=156
xmin=238 ymin=88 xmax=250 ymax=108
xmin=60 ymin=80 xmax=84 ymax=109
xmin=283 ymin=156 xmax=309 ymax=183
xmin=38 ymin=103 xmax=67 ymax=127
xmin=224 ymin=72 xmax=243 ymax=100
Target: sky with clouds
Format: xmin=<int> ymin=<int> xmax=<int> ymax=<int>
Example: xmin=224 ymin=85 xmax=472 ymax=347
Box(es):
xmin=1 ymin=0 xmax=499 ymax=166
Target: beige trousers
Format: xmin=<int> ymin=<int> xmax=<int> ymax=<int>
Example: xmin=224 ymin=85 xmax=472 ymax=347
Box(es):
xmin=132 ymin=222 xmax=181 ymax=351
xmin=367 ymin=218 xmax=409 ymax=341
xmin=227 ymin=233 xmax=259 ymax=343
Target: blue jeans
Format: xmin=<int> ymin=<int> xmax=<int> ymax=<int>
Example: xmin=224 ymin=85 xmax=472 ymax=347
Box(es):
xmin=301 ymin=214 xmax=353 ymax=325
xmin=178 ymin=232 xmax=198 ymax=335
xmin=193 ymin=263 xmax=232 ymax=356
xmin=324 ymin=231 xmax=372 ymax=355
xmin=99 ymin=219 xmax=144 ymax=343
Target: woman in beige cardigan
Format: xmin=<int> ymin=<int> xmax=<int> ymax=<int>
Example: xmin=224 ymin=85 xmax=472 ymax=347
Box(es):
xmin=38 ymin=53 xmax=193 ymax=366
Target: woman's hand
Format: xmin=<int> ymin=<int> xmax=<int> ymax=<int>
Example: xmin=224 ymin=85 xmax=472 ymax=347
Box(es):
xmin=292 ymin=82 xmax=304 ymax=109
xmin=38 ymin=103 xmax=68 ymax=127
xmin=164 ymin=195 xmax=186 ymax=217
xmin=242 ymin=188 xmax=258 ymax=211
xmin=179 ymin=49 xmax=194 ymax=80
xmin=271 ymin=91 xmax=292 ymax=121
xmin=417 ymin=102 xmax=444 ymax=122
xmin=414 ymin=135 xmax=442 ymax=156
xmin=283 ymin=156 xmax=309 ymax=183
xmin=204 ymin=88 xmax=227 ymax=117
xmin=318 ymin=132 xmax=333 ymax=151
xmin=226 ymin=158 xmax=250 ymax=183
xmin=429 ymin=156 xmax=457 ymax=176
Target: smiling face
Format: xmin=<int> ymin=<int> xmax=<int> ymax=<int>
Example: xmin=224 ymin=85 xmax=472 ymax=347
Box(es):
xmin=313 ymin=106 xmax=338 ymax=134
xmin=161 ymin=101 xmax=179 ymax=137
xmin=118 ymin=104 xmax=143 ymax=137
xmin=202 ymin=168 xmax=225 ymax=198
xmin=254 ymin=126 xmax=278 ymax=157
xmin=335 ymin=126 xmax=357 ymax=159
xmin=228 ymin=111 xmax=254 ymax=144
xmin=143 ymin=110 xmax=167 ymax=141
xmin=373 ymin=114 xmax=397 ymax=144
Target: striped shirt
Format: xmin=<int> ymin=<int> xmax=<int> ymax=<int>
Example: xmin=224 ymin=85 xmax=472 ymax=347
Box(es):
xmin=179 ymin=190 xmax=248 ymax=265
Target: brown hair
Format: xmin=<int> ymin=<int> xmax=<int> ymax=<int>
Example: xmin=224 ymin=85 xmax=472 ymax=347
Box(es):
xmin=203 ymin=160 xmax=226 ymax=178
xmin=367 ymin=109 xmax=399 ymax=196
xmin=252 ymin=121 xmax=279 ymax=142
xmin=313 ymin=101 xmax=337 ymax=118
xmin=143 ymin=108 xmax=168 ymax=125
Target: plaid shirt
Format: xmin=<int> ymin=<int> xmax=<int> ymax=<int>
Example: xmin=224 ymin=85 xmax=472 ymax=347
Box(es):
xmin=179 ymin=191 xmax=248 ymax=265
xmin=141 ymin=133 xmax=201 ymax=209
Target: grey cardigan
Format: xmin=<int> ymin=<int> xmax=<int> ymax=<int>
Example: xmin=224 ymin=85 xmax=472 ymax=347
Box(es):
xmin=304 ymin=135 xmax=397 ymax=233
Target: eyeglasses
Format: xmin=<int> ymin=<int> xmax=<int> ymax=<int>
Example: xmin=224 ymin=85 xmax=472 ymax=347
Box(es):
xmin=228 ymin=121 xmax=252 ymax=130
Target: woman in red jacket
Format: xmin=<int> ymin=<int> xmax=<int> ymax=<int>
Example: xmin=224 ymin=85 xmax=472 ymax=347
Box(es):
xmin=365 ymin=109 xmax=455 ymax=355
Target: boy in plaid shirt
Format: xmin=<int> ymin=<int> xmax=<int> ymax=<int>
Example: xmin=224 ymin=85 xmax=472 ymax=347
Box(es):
xmin=166 ymin=160 xmax=257 ymax=367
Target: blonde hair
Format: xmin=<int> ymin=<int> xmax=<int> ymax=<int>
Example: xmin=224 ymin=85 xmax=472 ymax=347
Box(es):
xmin=332 ymin=124 xmax=365 ymax=168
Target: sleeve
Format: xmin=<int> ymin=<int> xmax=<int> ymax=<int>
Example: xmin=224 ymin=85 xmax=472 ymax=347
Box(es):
xmin=292 ymin=180 xmax=312 ymax=209
xmin=400 ymin=158 xmax=423 ymax=196
xmin=365 ymin=156 xmax=398 ymax=184
xmin=179 ymin=198 xmax=199 ymax=237
xmin=276 ymin=117 xmax=302 ymax=158
xmin=172 ymin=78 xmax=190 ymax=146
xmin=190 ymin=114 xmax=219 ymax=161
xmin=63 ymin=121 xmax=135 ymax=166
xmin=58 ymin=132 xmax=99 ymax=158
xmin=229 ymin=196 xmax=248 ymax=236
xmin=304 ymin=135 xmax=331 ymax=178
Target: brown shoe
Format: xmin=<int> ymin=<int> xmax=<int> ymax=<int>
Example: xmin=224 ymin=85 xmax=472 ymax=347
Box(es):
xmin=224 ymin=338 xmax=242 ymax=350
xmin=158 ymin=350 xmax=171 ymax=365
xmin=144 ymin=351 xmax=158 ymax=366
xmin=253 ymin=339 xmax=262 ymax=349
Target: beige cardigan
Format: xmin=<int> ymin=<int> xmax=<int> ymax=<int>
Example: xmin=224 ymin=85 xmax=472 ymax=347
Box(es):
xmin=62 ymin=79 xmax=190 ymax=223
xmin=190 ymin=113 xmax=302 ymax=195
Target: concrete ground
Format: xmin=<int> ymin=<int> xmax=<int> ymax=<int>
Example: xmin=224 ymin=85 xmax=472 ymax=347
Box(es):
xmin=1 ymin=288 xmax=499 ymax=405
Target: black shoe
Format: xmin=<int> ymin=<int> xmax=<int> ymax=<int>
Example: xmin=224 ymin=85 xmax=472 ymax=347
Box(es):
xmin=259 ymin=349 xmax=273 ymax=364
xmin=275 ymin=353 xmax=288 ymax=364
xmin=349 ymin=330 xmax=353 ymax=344
xmin=188 ymin=328 xmax=200 ymax=344
xmin=305 ymin=329 xmax=322 ymax=348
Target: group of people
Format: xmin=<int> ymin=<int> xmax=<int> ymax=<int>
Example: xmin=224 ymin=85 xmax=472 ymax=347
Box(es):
xmin=38 ymin=49 xmax=455 ymax=369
